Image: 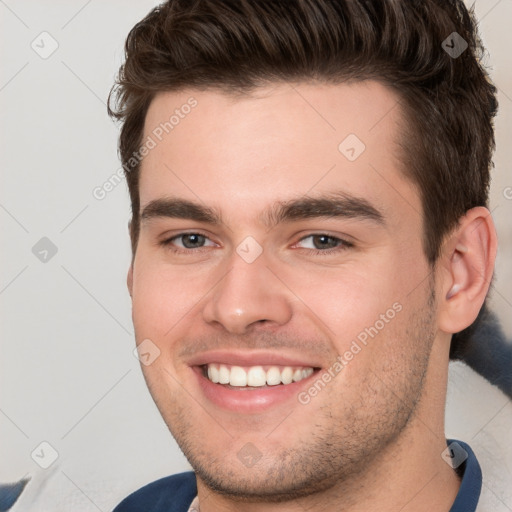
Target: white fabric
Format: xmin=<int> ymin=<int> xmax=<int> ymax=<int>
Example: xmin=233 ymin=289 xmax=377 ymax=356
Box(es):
xmin=187 ymin=496 xmax=200 ymax=512
xmin=446 ymin=362 xmax=512 ymax=511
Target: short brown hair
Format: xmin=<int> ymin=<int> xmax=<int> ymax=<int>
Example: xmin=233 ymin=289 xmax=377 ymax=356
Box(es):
xmin=108 ymin=0 xmax=498 ymax=353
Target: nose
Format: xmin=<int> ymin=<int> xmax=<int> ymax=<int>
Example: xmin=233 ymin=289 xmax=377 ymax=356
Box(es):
xmin=202 ymin=251 xmax=293 ymax=334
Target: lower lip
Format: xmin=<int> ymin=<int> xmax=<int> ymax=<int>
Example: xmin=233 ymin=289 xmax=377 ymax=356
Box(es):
xmin=193 ymin=366 xmax=319 ymax=413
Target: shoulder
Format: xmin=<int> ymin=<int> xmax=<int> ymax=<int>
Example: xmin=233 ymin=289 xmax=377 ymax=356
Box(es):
xmin=113 ymin=471 xmax=197 ymax=512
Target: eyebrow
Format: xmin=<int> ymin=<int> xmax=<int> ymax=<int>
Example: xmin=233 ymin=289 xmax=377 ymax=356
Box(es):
xmin=141 ymin=198 xmax=221 ymax=224
xmin=140 ymin=191 xmax=386 ymax=229
xmin=261 ymin=192 xmax=385 ymax=228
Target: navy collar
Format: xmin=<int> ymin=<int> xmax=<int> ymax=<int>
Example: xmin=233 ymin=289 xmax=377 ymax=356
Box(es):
xmin=448 ymin=439 xmax=482 ymax=512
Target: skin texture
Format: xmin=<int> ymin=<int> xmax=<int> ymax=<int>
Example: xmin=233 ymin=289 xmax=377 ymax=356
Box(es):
xmin=127 ymin=81 xmax=497 ymax=511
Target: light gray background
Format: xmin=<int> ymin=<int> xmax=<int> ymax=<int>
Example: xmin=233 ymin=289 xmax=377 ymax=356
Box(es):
xmin=1 ymin=1 xmax=511 ymax=510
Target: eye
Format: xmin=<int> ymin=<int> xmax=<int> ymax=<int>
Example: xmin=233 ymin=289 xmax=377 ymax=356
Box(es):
xmin=295 ymin=234 xmax=352 ymax=252
xmin=162 ymin=233 xmax=217 ymax=250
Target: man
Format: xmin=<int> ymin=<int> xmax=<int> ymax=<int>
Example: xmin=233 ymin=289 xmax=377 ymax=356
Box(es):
xmin=109 ymin=1 xmax=501 ymax=510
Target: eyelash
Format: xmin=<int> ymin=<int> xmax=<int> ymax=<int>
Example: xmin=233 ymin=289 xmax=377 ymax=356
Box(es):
xmin=159 ymin=232 xmax=354 ymax=256
xmin=159 ymin=231 xmax=214 ymax=254
xmin=296 ymin=234 xmax=354 ymax=255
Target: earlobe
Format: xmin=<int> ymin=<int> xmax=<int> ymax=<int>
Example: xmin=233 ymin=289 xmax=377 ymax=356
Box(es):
xmin=127 ymin=220 xmax=134 ymax=298
xmin=127 ymin=265 xmax=133 ymax=298
xmin=438 ymin=207 xmax=497 ymax=334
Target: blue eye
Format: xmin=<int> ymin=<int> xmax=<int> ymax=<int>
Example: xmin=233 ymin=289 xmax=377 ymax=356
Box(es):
xmin=161 ymin=233 xmax=216 ymax=250
xmin=296 ymin=234 xmax=353 ymax=252
xmin=177 ymin=234 xmax=206 ymax=249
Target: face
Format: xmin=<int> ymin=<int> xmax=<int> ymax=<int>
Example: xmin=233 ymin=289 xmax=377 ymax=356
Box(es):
xmin=130 ymin=81 xmax=438 ymax=500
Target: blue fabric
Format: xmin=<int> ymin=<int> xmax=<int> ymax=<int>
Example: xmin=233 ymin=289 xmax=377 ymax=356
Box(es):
xmin=0 ymin=478 xmax=30 ymax=511
xmin=112 ymin=472 xmax=196 ymax=512
xmin=448 ymin=440 xmax=482 ymax=512
xmin=113 ymin=439 xmax=482 ymax=512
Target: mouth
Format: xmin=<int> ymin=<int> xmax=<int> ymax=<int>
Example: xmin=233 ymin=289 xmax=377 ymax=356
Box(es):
xmin=189 ymin=352 xmax=322 ymax=413
xmin=202 ymin=363 xmax=316 ymax=388
xmin=202 ymin=363 xmax=315 ymax=389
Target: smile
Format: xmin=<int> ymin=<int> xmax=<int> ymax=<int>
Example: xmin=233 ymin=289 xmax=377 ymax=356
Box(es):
xmin=203 ymin=364 xmax=315 ymax=388
xmin=188 ymin=351 xmax=323 ymax=412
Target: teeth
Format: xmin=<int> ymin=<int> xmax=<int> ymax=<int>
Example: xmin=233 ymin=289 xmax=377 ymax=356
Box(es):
xmin=302 ymin=368 xmax=314 ymax=379
xmin=266 ymin=366 xmax=281 ymax=386
xmin=281 ymin=367 xmax=293 ymax=385
xmin=247 ymin=366 xmax=266 ymax=386
xmin=205 ymin=364 xmax=315 ymax=387
xmin=230 ymin=366 xmax=247 ymax=386
xmin=207 ymin=365 xmax=219 ymax=383
xmin=218 ymin=365 xmax=230 ymax=384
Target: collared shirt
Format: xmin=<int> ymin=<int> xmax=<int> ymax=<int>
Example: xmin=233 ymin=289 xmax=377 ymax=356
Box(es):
xmin=448 ymin=440 xmax=482 ymax=511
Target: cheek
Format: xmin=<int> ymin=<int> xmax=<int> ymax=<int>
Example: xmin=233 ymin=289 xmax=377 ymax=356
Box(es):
xmin=130 ymin=255 xmax=198 ymax=340
xmin=282 ymin=256 xmax=421 ymax=370
xmin=278 ymin=258 xmax=401 ymax=334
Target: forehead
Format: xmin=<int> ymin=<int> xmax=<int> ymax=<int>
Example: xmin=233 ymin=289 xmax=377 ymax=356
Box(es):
xmin=139 ymin=81 xmax=420 ymax=226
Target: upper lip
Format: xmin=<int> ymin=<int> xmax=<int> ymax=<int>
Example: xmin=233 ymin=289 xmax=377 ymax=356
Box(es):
xmin=185 ymin=350 xmax=323 ymax=368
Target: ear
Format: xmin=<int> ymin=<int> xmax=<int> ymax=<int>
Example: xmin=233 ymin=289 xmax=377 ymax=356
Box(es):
xmin=127 ymin=264 xmax=133 ymax=298
xmin=127 ymin=221 xmax=134 ymax=298
xmin=438 ymin=207 xmax=497 ymax=334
